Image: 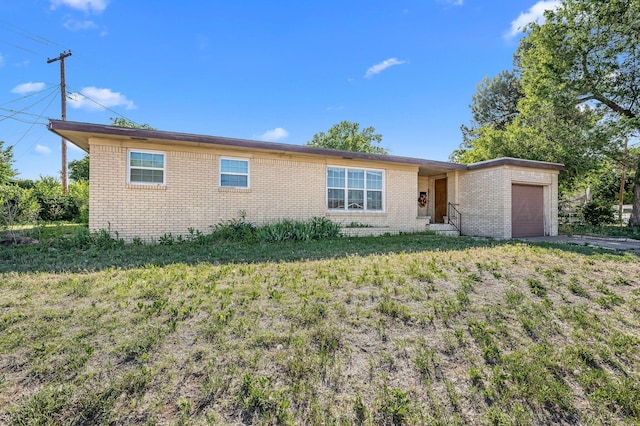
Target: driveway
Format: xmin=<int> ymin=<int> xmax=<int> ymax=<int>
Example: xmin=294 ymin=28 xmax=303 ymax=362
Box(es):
xmin=520 ymin=235 xmax=640 ymax=252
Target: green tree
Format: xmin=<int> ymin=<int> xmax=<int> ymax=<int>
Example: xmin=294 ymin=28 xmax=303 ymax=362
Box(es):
xmin=469 ymin=70 xmax=522 ymax=130
xmin=110 ymin=117 xmax=154 ymax=130
xmin=307 ymin=121 xmax=388 ymax=154
xmin=454 ymin=70 xmax=523 ymax=163
xmin=452 ymin=72 xmax=604 ymax=192
xmin=0 ymin=141 xmax=16 ymax=184
xmin=519 ymin=0 xmax=640 ymax=225
xmin=69 ymin=156 xmax=89 ymax=182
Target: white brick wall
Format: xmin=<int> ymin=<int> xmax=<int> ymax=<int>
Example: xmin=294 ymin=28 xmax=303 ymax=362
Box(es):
xmin=88 ymin=139 xmax=424 ymax=241
xmin=457 ymin=166 xmax=559 ymax=238
xmin=88 ymin=138 xmax=560 ymax=241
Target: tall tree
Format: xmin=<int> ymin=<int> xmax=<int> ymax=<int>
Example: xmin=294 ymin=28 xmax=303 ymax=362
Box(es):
xmin=68 ymin=156 xmax=89 ymax=182
xmin=454 ymin=70 xmax=522 ymax=162
xmin=452 ymin=68 xmax=603 ymax=191
xmin=519 ymin=0 xmax=640 ymax=225
xmin=0 ymin=141 xmax=16 ymax=184
xmin=307 ymin=121 xmax=388 ymax=154
xmin=470 ymin=70 xmax=522 ymax=131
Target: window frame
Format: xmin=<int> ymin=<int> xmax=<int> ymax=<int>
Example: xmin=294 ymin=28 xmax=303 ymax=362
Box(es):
xmin=219 ymin=157 xmax=250 ymax=188
xmin=127 ymin=149 xmax=166 ymax=185
xmin=326 ymin=165 xmax=384 ymax=212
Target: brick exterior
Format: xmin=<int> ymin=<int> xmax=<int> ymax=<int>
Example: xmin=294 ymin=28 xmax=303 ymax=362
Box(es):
xmin=88 ymin=138 xmax=424 ymax=242
xmin=88 ymin=137 xmax=560 ymax=242
xmin=456 ymin=165 xmax=559 ymax=238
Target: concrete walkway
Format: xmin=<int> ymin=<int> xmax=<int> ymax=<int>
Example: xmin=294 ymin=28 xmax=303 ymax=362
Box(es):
xmin=520 ymin=235 xmax=640 ymax=252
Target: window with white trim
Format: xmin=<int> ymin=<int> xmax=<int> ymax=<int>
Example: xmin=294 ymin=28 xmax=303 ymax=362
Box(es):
xmin=128 ymin=150 xmax=165 ymax=185
xmin=327 ymin=166 xmax=383 ymax=211
xmin=220 ymin=158 xmax=249 ymax=188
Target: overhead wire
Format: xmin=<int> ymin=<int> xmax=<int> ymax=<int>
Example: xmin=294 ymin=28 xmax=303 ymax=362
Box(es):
xmin=0 ymin=84 xmax=59 ymax=106
xmin=65 ymin=85 xmax=144 ymax=126
xmin=0 ymin=85 xmax=60 ymax=124
xmin=0 ymin=20 xmax=67 ymax=49
xmin=11 ymin=89 xmax=59 ymax=158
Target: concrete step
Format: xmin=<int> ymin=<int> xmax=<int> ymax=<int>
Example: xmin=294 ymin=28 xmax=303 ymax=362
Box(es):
xmin=427 ymin=223 xmax=460 ymax=237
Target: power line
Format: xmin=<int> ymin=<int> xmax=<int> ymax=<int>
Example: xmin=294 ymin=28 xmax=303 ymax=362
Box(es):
xmin=0 ymin=20 xmax=67 ymax=49
xmin=65 ymin=85 xmax=142 ymax=125
xmin=0 ymin=86 xmax=60 ymax=123
xmin=10 ymin=90 xmax=58 ymax=149
xmin=1 ymin=84 xmax=59 ymax=106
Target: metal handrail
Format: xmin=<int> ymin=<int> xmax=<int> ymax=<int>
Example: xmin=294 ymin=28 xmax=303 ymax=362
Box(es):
xmin=447 ymin=202 xmax=462 ymax=234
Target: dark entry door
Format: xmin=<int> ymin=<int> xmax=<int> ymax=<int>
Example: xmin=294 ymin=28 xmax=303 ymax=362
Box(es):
xmin=434 ymin=178 xmax=447 ymax=223
xmin=512 ymin=184 xmax=544 ymax=237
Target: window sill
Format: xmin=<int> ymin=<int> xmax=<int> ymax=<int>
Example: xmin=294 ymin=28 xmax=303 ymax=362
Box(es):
xmin=126 ymin=183 xmax=166 ymax=190
xmin=327 ymin=210 xmax=387 ymax=215
xmin=218 ymin=187 xmax=251 ymax=193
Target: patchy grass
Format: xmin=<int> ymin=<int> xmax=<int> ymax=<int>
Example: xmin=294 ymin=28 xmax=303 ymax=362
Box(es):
xmin=0 ymin=232 xmax=639 ymax=424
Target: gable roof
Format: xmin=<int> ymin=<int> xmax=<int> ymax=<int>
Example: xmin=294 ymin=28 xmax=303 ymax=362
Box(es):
xmin=47 ymin=120 xmax=563 ymax=173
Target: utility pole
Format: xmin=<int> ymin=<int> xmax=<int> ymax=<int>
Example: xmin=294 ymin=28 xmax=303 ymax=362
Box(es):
xmin=47 ymin=50 xmax=72 ymax=193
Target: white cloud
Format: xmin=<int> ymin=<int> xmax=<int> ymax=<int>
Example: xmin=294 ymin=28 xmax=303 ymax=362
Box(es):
xmin=68 ymin=86 xmax=136 ymax=110
xmin=11 ymin=82 xmax=46 ymax=94
xmin=438 ymin=0 xmax=463 ymax=5
xmin=326 ymin=106 xmax=344 ymax=111
xmin=63 ymin=19 xmax=98 ymax=31
xmin=506 ymin=1 xmax=562 ymax=39
xmin=365 ymin=58 xmax=406 ymax=79
xmin=50 ymin=0 xmax=108 ymax=14
xmin=0 ymin=54 xmax=5 ymax=67
xmin=35 ymin=145 xmax=52 ymax=155
xmin=257 ymin=128 xmax=289 ymax=141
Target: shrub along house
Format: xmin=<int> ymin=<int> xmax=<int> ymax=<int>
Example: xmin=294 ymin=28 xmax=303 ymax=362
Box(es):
xmin=48 ymin=120 xmax=563 ymax=241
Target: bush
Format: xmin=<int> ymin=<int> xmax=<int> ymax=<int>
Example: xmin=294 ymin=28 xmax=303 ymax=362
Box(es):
xmin=209 ymin=216 xmax=341 ymax=243
xmin=0 ymin=184 xmax=40 ymax=241
xmin=580 ymin=201 xmax=615 ymax=227
xmin=31 ymin=176 xmax=88 ymax=223
xmin=68 ymin=181 xmax=89 ymax=223
xmin=255 ymin=217 xmax=341 ymax=242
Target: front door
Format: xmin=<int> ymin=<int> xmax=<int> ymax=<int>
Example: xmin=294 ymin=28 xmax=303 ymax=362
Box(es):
xmin=434 ymin=178 xmax=447 ymax=223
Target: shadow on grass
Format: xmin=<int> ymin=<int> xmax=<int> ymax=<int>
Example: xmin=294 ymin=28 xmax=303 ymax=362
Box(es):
xmin=0 ymin=231 xmax=637 ymax=274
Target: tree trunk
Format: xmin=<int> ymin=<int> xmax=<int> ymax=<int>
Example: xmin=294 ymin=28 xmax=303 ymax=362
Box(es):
xmin=629 ymin=159 xmax=640 ymax=227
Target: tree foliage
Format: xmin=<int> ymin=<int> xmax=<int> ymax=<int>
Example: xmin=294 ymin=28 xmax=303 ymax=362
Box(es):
xmin=454 ymin=0 xmax=640 ymax=225
xmin=110 ymin=117 xmax=154 ymax=130
xmin=69 ymin=156 xmax=89 ymax=182
xmin=470 ymin=70 xmax=522 ymax=131
xmin=307 ymin=121 xmax=388 ymax=154
xmin=520 ymin=0 xmax=640 ymax=225
xmin=0 ymin=141 xmax=16 ymax=184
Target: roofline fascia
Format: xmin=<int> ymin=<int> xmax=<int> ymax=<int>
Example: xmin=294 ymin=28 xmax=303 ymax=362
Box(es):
xmin=47 ymin=119 xmax=467 ymax=170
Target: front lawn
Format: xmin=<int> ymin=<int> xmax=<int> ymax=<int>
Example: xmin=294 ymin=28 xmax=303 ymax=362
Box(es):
xmin=0 ymin=231 xmax=638 ymax=424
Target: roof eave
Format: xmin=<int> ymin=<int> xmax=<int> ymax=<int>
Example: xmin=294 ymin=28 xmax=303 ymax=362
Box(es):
xmin=48 ymin=119 xmax=466 ymax=172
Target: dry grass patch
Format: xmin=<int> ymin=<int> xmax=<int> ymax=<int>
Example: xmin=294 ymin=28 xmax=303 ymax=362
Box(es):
xmin=1 ymin=238 xmax=639 ymax=424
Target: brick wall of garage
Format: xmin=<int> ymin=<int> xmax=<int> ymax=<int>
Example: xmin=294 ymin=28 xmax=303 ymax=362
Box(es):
xmin=457 ymin=165 xmax=559 ymax=238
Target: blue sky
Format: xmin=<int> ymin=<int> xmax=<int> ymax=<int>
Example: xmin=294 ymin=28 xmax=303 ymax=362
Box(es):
xmin=1 ymin=0 xmax=561 ymax=181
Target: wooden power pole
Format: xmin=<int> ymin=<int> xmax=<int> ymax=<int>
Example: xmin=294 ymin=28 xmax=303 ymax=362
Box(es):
xmin=47 ymin=50 xmax=72 ymax=193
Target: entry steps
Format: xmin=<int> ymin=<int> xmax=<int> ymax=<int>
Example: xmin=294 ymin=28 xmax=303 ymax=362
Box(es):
xmin=427 ymin=223 xmax=460 ymax=237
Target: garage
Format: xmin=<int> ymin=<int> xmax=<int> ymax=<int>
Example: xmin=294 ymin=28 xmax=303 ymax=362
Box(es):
xmin=512 ymin=184 xmax=544 ymax=237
